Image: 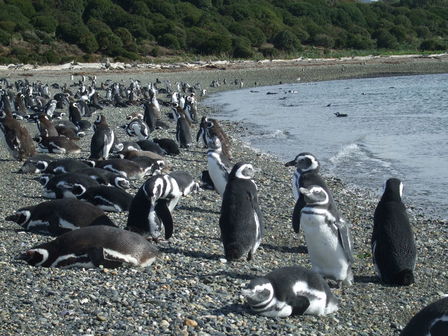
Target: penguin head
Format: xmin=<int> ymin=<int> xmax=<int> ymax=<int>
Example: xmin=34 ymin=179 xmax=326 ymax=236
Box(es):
xmin=17 ymin=248 xmax=50 ymax=266
xmin=114 ymin=176 xmax=130 ymax=190
xmin=206 ymin=136 xmax=222 ymax=151
xmin=242 ymin=278 xmax=274 ymax=307
xmin=285 ymin=152 xmax=319 ymax=173
xmin=381 ymin=178 xmax=403 ymax=202
xmin=70 ymin=184 xmax=87 ymax=197
xmin=299 ymin=185 xmax=329 ymax=205
xmin=231 ymin=163 xmax=256 ymax=180
xmin=5 ymin=209 xmax=32 ymax=226
xmin=37 ymin=174 xmax=51 ymax=187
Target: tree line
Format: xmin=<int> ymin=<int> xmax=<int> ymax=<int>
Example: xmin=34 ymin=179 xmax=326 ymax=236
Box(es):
xmin=0 ymin=0 xmax=447 ymax=64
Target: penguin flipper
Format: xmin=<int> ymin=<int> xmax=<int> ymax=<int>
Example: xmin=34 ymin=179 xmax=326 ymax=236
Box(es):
xmin=155 ymin=200 xmax=173 ymax=239
xmin=87 ymin=247 xmax=122 ymax=268
xmin=292 ymin=198 xmax=304 ymax=233
xmin=335 ymin=220 xmax=354 ymax=263
xmin=289 ymin=296 xmax=311 ymax=315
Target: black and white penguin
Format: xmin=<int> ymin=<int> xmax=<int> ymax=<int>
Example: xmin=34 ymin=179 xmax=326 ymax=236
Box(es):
xmin=125 ymin=118 xmax=150 ymax=140
xmin=6 ymin=199 xmax=116 ymax=235
xmin=0 ymin=109 xmax=36 ymax=160
xmin=75 ymin=167 xmax=130 ymax=189
xmin=197 ymin=116 xmax=232 ymax=159
xmin=299 ymin=185 xmax=354 ymax=286
xmin=400 ymin=296 xmax=448 ymax=336
xmin=39 ymin=172 xmax=100 ymax=199
xmin=18 ymin=225 xmax=160 ymax=268
xmin=242 ymin=266 xmax=339 ymax=317
xmin=372 ymin=178 xmax=416 ymax=286
xmin=18 ymin=154 xmax=54 ymax=174
xmin=126 ymin=172 xmax=195 ymax=240
xmin=35 ymin=135 xmax=81 ymax=154
xmin=285 ymin=153 xmax=336 ymax=234
xmin=72 ymin=185 xmax=133 ymax=212
xmin=37 ymin=158 xmax=90 ymax=174
xmin=174 ymin=106 xmax=193 ymax=148
xmin=136 ymin=140 xmax=166 ymax=156
xmin=219 ymin=162 xmax=263 ymax=261
xmin=153 ymin=138 xmax=180 ymax=156
xmin=93 ymin=158 xmax=150 ymax=179
xmin=168 ymin=171 xmax=200 ymax=196
xmin=207 ymin=135 xmax=232 ymax=197
xmin=90 ymin=114 xmax=114 ymax=160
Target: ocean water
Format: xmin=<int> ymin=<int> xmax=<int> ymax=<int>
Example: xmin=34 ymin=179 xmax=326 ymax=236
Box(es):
xmin=204 ymin=73 xmax=448 ymax=220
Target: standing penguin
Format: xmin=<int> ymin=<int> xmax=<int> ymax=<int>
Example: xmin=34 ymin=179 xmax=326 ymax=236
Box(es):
xmin=242 ymin=266 xmax=338 ymax=317
xmin=90 ymin=114 xmax=115 ymax=160
xmin=207 ymin=136 xmax=232 ymax=197
xmin=197 ymin=116 xmax=232 ymax=159
xmin=174 ymin=105 xmax=193 ymax=148
xmin=219 ymin=163 xmax=263 ymax=261
xmin=400 ymin=296 xmax=448 ymax=336
xmin=285 ymin=153 xmax=336 ymax=234
xmin=372 ymin=178 xmax=416 ymax=286
xmin=0 ymin=109 xmax=36 ymax=160
xmin=299 ymin=185 xmax=354 ymax=286
xmin=18 ymin=226 xmax=160 ymax=268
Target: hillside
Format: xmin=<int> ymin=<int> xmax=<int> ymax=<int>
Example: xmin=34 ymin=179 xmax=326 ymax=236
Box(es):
xmin=0 ymin=0 xmax=447 ymax=64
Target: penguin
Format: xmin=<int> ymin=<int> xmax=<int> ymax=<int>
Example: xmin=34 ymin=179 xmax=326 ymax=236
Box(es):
xmin=125 ymin=118 xmax=150 ymax=140
xmin=37 ymin=158 xmax=90 ymax=174
xmin=93 ymin=158 xmax=150 ymax=179
xmin=372 ymin=178 xmax=417 ymax=286
xmin=174 ymin=106 xmax=193 ymax=148
xmin=6 ymin=199 xmax=116 ymax=235
xmin=168 ymin=171 xmax=200 ymax=196
xmin=71 ymin=185 xmax=133 ymax=212
xmin=285 ymin=152 xmax=336 ymax=234
xmin=18 ymin=154 xmax=54 ymax=174
xmin=241 ymin=266 xmax=339 ymax=317
xmin=35 ymin=135 xmax=81 ymax=154
xmin=36 ymin=114 xmax=59 ymax=137
xmin=74 ymin=167 xmax=130 ymax=189
xmin=153 ymin=138 xmax=180 ymax=156
xmin=39 ymin=172 xmax=100 ymax=199
xmin=136 ymin=140 xmax=166 ymax=156
xmin=197 ymin=116 xmax=232 ymax=159
xmin=207 ymin=135 xmax=232 ymax=197
xmin=400 ymin=296 xmax=448 ymax=336
xmin=18 ymin=225 xmax=160 ymax=268
xmin=115 ymin=141 xmax=141 ymax=153
xmin=219 ymin=162 xmax=263 ymax=261
xmin=0 ymin=109 xmax=36 ymax=160
xmin=90 ymin=114 xmax=114 ymax=160
xmin=299 ymin=185 xmax=354 ymax=286
xmin=126 ymin=172 xmax=195 ymax=240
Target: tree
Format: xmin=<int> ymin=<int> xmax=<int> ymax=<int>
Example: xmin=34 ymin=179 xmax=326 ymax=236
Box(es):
xmin=272 ymin=30 xmax=301 ymax=52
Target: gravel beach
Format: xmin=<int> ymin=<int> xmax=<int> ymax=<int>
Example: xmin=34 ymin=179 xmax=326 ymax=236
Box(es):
xmin=0 ymin=56 xmax=447 ymax=335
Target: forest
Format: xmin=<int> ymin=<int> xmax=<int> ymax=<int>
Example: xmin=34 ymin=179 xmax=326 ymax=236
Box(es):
xmin=0 ymin=0 xmax=447 ymax=64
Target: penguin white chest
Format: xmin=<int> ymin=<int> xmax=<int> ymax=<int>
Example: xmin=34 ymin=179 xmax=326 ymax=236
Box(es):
xmin=292 ymin=171 xmax=301 ymax=201
xmin=207 ymin=153 xmax=228 ymax=196
xmin=300 ymin=211 xmax=349 ymax=281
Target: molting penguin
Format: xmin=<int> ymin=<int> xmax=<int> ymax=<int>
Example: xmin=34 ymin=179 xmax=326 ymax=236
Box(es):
xmin=372 ymin=178 xmax=416 ymax=286
xmin=400 ymin=296 xmax=448 ymax=336
xmin=72 ymin=185 xmax=133 ymax=212
xmin=6 ymin=199 xmax=116 ymax=235
xmin=90 ymin=114 xmax=114 ymax=160
xmin=299 ymin=185 xmax=354 ymax=286
xmin=18 ymin=225 xmax=160 ymax=268
xmin=37 ymin=114 xmax=59 ymax=137
xmin=35 ymin=135 xmax=81 ymax=154
xmin=242 ymin=266 xmax=338 ymax=317
xmin=207 ymin=135 xmax=232 ymax=197
xmin=219 ymin=163 xmax=263 ymax=261
xmin=285 ymin=153 xmax=336 ymax=234
xmin=0 ymin=109 xmax=36 ymax=160
xmin=126 ymin=172 xmax=197 ymax=240
xmin=197 ymin=116 xmax=232 ymax=159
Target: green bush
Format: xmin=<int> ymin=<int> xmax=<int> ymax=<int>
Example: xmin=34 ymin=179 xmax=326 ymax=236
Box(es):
xmin=419 ymin=38 xmax=446 ymax=50
xmin=272 ymin=30 xmax=300 ymax=52
xmin=232 ymin=37 xmax=254 ymax=58
xmin=31 ymin=16 xmax=58 ymax=34
xmin=373 ymin=29 xmax=398 ymax=49
xmin=79 ymin=32 xmax=99 ymax=53
xmin=0 ymin=29 xmax=11 ymax=44
xmin=159 ymin=33 xmax=180 ymax=49
xmin=312 ymin=33 xmax=335 ymax=48
xmin=0 ymin=21 xmax=16 ymax=33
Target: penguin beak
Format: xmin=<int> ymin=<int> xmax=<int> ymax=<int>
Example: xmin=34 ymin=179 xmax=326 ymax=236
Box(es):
xmin=284 ymin=160 xmax=296 ymax=167
xmin=5 ymin=214 xmax=19 ymax=222
xmin=15 ymin=252 xmax=31 ymax=262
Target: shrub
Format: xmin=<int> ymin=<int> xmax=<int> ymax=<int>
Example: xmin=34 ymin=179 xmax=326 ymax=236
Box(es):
xmin=79 ymin=32 xmax=99 ymax=53
xmin=272 ymin=30 xmax=300 ymax=52
xmin=232 ymin=37 xmax=254 ymax=58
xmin=312 ymin=33 xmax=335 ymax=48
xmin=158 ymin=33 xmax=180 ymax=49
xmin=32 ymin=16 xmax=58 ymax=34
xmin=419 ymin=38 xmax=446 ymax=51
xmin=373 ymin=29 xmax=398 ymax=49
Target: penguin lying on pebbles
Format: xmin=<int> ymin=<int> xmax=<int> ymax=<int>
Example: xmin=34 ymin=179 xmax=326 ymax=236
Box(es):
xmin=299 ymin=185 xmax=354 ymax=286
xmin=6 ymin=199 xmax=116 ymax=235
xmin=92 ymin=159 xmax=150 ymax=179
xmin=400 ymin=296 xmax=448 ymax=336
xmin=75 ymin=167 xmax=130 ymax=189
xmin=126 ymin=172 xmax=198 ymax=240
xmin=242 ymin=266 xmax=338 ymax=317
xmin=219 ymin=163 xmax=263 ymax=261
xmin=18 ymin=226 xmax=160 ymax=268
xmin=35 ymin=135 xmax=81 ymax=154
xmin=71 ymin=185 xmax=133 ymax=212
xmin=37 ymin=158 xmax=90 ymax=174
xmin=39 ymin=172 xmax=100 ymax=199
xmin=18 ymin=154 xmax=54 ymax=173
xmin=372 ymin=178 xmax=416 ymax=286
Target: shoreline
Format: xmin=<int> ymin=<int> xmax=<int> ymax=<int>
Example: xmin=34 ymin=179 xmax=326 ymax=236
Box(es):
xmin=0 ymin=60 xmax=447 ymax=335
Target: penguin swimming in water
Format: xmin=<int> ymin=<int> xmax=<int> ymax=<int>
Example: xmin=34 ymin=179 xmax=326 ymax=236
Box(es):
xmin=18 ymin=225 xmax=160 ymax=268
xmin=219 ymin=162 xmax=263 ymax=261
xmin=6 ymin=199 xmax=116 ymax=235
xmin=285 ymin=153 xmax=336 ymax=234
xmin=400 ymin=296 xmax=448 ymax=336
xmin=90 ymin=114 xmax=115 ymax=160
xmin=207 ymin=135 xmax=232 ymax=197
xmin=372 ymin=178 xmax=416 ymax=286
xmin=242 ymin=266 xmax=338 ymax=317
xmin=299 ymin=185 xmax=354 ymax=286
xmin=126 ymin=172 xmax=197 ymax=240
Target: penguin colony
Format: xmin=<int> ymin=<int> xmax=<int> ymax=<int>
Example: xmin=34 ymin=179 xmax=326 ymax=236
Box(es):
xmin=0 ymin=74 xmax=442 ymax=333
